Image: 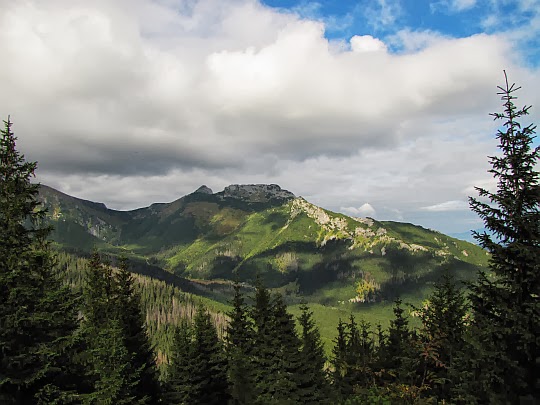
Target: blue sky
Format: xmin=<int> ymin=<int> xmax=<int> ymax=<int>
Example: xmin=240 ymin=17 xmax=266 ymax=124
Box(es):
xmin=1 ymin=0 xmax=539 ymax=235
xmin=262 ymin=0 xmax=540 ymax=64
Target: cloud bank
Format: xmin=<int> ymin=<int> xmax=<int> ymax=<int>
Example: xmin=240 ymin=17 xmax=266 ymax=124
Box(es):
xmin=0 ymin=0 xmax=538 ymax=234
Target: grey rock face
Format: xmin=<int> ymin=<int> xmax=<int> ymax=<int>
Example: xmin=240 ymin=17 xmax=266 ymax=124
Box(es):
xmin=218 ymin=184 xmax=295 ymax=202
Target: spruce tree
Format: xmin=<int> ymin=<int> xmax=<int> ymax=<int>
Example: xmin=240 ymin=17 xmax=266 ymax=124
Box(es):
xmin=164 ymin=321 xmax=195 ymax=404
xmin=250 ymin=278 xmax=277 ymax=401
xmin=114 ymin=257 xmax=161 ymax=403
xmin=382 ymin=297 xmax=411 ymax=383
xmin=464 ymin=72 xmax=540 ymax=402
xmin=80 ymin=253 xmax=159 ymax=404
xmin=357 ymin=318 xmax=375 ymax=388
xmin=412 ymin=272 xmax=468 ymax=400
xmin=225 ymin=282 xmax=256 ymax=404
xmin=0 ymin=117 xmax=80 ymax=403
xmin=297 ymin=303 xmax=330 ymax=404
xmin=330 ymin=318 xmax=349 ymax=400
xmin=266 ymin=294 xmax=303 ymax=404
xmin=80 ymin=253 xmax=138 ymax=404
xmin=189 ymin=305 xmax=230 ymax=404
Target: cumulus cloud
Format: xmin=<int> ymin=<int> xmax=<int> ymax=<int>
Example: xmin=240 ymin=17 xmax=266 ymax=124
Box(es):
xmin=0 ymin=0 xmax=538 ymax=234
xmin=350 ymin=35 xmax=387 ymax=52
xmin=341 ymin=203 xmax=377 ymax=217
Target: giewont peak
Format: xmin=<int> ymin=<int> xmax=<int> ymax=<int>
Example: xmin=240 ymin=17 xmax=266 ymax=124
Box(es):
xmin=219 ymin=184 xmax=295 ymax=202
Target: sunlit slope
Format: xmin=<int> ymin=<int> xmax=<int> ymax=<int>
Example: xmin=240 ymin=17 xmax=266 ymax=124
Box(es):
xmin=39 ymin=184 xmax=488 ymax=307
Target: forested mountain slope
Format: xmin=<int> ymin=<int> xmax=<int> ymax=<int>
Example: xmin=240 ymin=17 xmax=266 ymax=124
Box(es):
xmin=39 ymin=183 xmax=488 ymax=309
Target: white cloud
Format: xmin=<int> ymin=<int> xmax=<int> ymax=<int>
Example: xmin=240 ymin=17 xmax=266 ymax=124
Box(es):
xmin=452 ymin=0 xmax=477 ymax=11
xmin=421 ymin=200 xmax=470 ymax=212
xmin=341 ymin=203 xmax=377 ymax=217
xmin=431 ymin=0 xmax=477 ymax=13
xmin=0 ymin=0 xmax=538 ymax=235
xmin=350 ymin=35 xmax=387 ymax=53
xmin=388 ymin=29 xmax=448 ymax=52
xmin=364 ymin=0 xmax=402 ymax=30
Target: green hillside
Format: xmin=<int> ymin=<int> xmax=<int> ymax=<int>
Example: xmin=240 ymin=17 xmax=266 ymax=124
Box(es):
xmin=39 ymin=183 xmax=488 ymax=349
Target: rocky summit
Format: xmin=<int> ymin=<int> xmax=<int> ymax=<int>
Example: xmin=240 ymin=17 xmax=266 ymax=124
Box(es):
xmin=217 ymin=184 xmax=295 ymax=202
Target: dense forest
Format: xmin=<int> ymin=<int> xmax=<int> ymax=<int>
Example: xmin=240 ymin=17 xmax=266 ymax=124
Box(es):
xmin=1 ymin=75 xmax=538 ymax=404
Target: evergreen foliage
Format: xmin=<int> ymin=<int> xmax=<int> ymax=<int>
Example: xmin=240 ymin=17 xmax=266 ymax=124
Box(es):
xmin=250 ymin=278 xmax=278 ymax=401
xmin=166 ymin=306 xmax=229 ymax=404
xmin=0 ymin=118 xmax=80 ymax=403
xmin=225 ymin=282 xmax=256 ymax=404
xmin=330 ymin=318 xmax=349 ymax=399
xmin=80 ymin=252 xmax=160 ymax=404
xmin=164 ymin=322 xmax=194 ymax=404
xmin=382 ymin=297 xmax=411 ymax=380
xmin=191 ymin=305 xmax=230 ymax=404
xmin=462 ymin=71 xmax=540 ymax=402
xmin=297 ymin=303 xmax=330 ymax=404
xmin=263 ymin=293 xmax=303 ymax=404
xmin=411 ymin=272 xmax=468 ymax=400
xmin=114 ymin=257 xmax=161 ymax=403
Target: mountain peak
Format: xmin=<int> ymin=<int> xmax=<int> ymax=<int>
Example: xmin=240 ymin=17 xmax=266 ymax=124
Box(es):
xmin=218 ymin=184 xmax=295 ymax=203
xmin=194 ymin=185 xmax=213 ymax=195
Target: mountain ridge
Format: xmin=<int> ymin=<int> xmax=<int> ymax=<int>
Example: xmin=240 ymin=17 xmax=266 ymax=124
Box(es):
xmin=38 ymin=183 xmax=488 ymax=306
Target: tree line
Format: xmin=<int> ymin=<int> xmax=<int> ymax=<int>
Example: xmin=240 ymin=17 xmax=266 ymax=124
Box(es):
xmin=1 ymin=74 xmax=538 ymax=403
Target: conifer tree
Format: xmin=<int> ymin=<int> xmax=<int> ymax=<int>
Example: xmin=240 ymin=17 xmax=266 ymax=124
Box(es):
xmin=357 ymin=318 xmax=375 ymax=388
xmin=165 ymin=321 xmax=195 ymax=404
xmin=225 ymin=282 xmax=256 ymax=404
xmin=250 ymin=278 xmax=277 ymax=401
xmin=412 ymin=272 xmax=468 ymax=400
xmin=297 ymin=303 xmax=330 ymax=404
xmin=80 ymin=253 xmax=139 ymax=404
xmin=80 ymin=253 xmax=160 ymax=404
xmin=463 ymin=72 xmax=540 ymax=402
xmin=265 ymin=294 xmax=303 ymax=404
xmin=189 ymin=305 xmax=230 ymax=404
xmin=0 ymin=117 xmax=80 ymax=403
xmin=382 ymin=298 xmax=411 ymax=383
xmin=114 ymin=257 xmax=161 ymax=403
xmin=330 ymin=318 xmax=349 ymax=399
xmin=342 ymin=315 xmax=362 ymax=392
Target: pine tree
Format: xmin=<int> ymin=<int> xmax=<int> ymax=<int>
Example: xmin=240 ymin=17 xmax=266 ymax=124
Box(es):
xmin=330 ymin=318 xmax=349 ymax=400
xmin=382 ymin=297 xmax=411 ymax=383
xmin=164 ymin=321 xmax=195 ymax=404
xmin=189 ymin=305 xmax=230 ymax=404
xmin=114 ymin=257 xmax=161 ymax=403
xmin=80 ymin=252 xmax=138 ymax=404
xmin=412 ymin=272 xmax=468 ymax=400
xmin=250 ymin=278 xmax=277 ymax=401
xmin=225 ymin=282 xmax=256 ymax=404
xmin=297 ymin=303 xmax=330 ymax=404
xmin=357 ymin=318 xmax=375 ymax=388
xmin=80 ymin=253 xmax=160 ymax=404
xmin=266 ymin=294 xmax=303 ymax=404
xmin=464 ymin=71 xmax=540 ymax=402
xmin=0 ymin=117 xmax=81 ymax=403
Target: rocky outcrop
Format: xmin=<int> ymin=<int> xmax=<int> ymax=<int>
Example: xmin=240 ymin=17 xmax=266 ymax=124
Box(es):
xmin=217 ymin=184 xmax=295 ymax=202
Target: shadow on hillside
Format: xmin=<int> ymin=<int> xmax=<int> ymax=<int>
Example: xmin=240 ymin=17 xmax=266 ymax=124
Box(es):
xmin=240 ymin=239 xmax=365 ymax=292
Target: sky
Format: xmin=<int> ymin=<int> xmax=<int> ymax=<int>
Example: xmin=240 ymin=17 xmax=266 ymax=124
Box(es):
xmin=1 ymin=0 xmax=539 ymax=235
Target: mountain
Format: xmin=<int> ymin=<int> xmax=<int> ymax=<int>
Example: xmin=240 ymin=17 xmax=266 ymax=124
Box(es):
xmin=38 ymin=184 xmax=488 ymax=307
